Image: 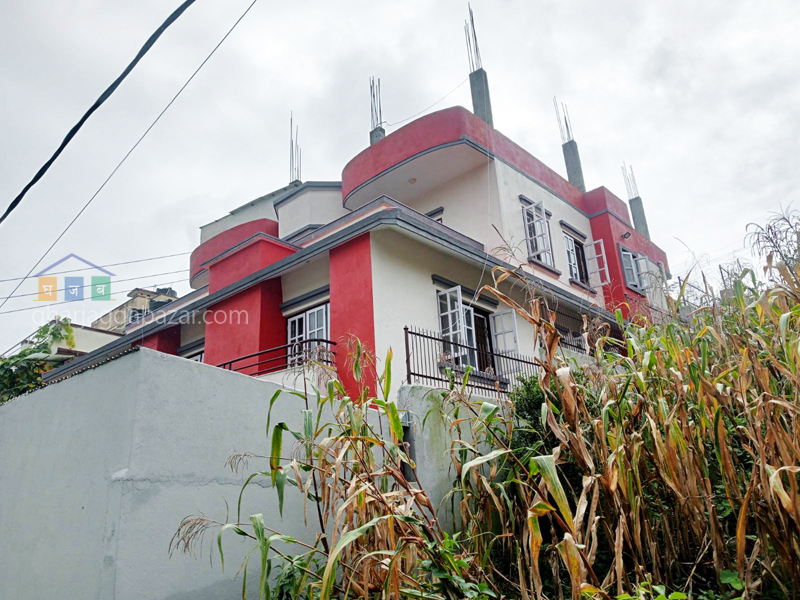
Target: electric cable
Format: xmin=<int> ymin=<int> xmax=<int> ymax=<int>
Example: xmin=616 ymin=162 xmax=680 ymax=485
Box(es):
xmin=0 ymin=278 xmax=190 ymax=315
xmin=0 ymin=251 xmax=190 ymax=283
xmin=0 ymin=0 xmax=198 ymax=226
xmin=0 ymin=0 xmax=259 ymax=312
xmin=0 ymin=269 xmax=187 ymax=301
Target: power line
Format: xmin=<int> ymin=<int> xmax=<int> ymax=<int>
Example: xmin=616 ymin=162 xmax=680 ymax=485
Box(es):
xmin=0 ymin=251 xmax=190 ymax=284
xmin=383 ymin=77 xmax=469 ymax=128
xmin=0 ymin=269 xmax=187 ymax=301
xmin=0 ymin=278 xmax=190 ymax=316
xmin=0 ymin=0 xmax=198 ymax=226
xmin=0 ymin=0 xmax=259 ymax=313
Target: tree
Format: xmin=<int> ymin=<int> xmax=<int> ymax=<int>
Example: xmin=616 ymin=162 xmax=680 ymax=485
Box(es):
xmin=0 ymin=317 xmax=74 ymax=404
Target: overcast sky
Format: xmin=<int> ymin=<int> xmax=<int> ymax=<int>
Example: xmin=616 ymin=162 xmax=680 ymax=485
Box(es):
xmin=1 ymin=0 xmax=798 ymax=350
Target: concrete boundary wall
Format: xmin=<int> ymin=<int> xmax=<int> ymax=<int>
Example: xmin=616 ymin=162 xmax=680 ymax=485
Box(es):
xmin=0 ymin=348 xmax=315 ymax=599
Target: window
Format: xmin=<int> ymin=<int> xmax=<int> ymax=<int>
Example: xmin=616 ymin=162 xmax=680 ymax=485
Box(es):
xmin=287 ymin=303 xmax=330 ymax=364
xmin=436 ymin=286 xmax=477 ymax=368
xmin=489 ymin=310 xmax=517 ymax=354
xmin=586 ymin=239 xmax=610 ymax=286
xmin=523 ymin=201 xmax=553 ymax=267
xmin=620 ymin=248 xmax=650 ymax=291
xmin=563 ymin=234 xmax=589 ymax=284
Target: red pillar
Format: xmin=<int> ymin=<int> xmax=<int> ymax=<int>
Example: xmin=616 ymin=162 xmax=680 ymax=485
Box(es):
xmin=137 ymin=325 xmax=180 ymax=355
xmin=329 ymin=233 xmax=376 ymax=399
xmin=204 ymin=279 xmax=285 ymax=374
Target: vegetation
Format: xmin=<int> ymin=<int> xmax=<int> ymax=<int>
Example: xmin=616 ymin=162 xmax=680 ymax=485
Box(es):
xmin=0 ymin=317 xmax=74 ymax=404
xmin=172 ymin=242 xmax=800 ymax=599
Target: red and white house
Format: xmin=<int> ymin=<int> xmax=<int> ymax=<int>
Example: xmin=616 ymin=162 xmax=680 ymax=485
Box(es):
xmin=45 ymin=101 xmax=670 ymax=399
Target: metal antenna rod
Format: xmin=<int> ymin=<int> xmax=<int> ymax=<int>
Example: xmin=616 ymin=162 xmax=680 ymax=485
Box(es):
xmin=553 ymin=96 xmax=566 ymax=144
xmin=464 ymin=3 xmax=482 ymax=73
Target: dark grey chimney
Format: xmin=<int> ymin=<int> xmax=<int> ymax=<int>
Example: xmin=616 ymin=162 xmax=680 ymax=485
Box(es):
xmin=369 ymin=126 xmax=385 ymax=146
xmin=622 ymin=163 xmax=650 ymax=239
xmin=465 ymin=6 xmax=493 ymax=127
xmin=628 ymin=196 xmax=650 ymax=240
xmin=554 ymin=98 xmax=585 ymax=192
xmin=469 ymin=68 xmax=493 ymax=127
xmin=562 ymin=139 xmax=585 ymax=192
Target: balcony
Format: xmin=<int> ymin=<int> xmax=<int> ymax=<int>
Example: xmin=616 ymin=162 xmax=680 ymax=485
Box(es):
xmin=403 ymin=326 xmax=540 ymax=398
xmin=217 ymin=339 xmax=336 ymax=377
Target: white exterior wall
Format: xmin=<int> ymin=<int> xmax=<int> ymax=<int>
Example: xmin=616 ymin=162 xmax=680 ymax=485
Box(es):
xmin=200 ymin=199 xmax=278 ymax=243
xmin=276 ymin=189 xmax=349 ymax=240
xmin=370 ymin=230 xmax=540 ymax=399
xmin=280 ymin=255 xmax=330 ymax=307
xmin=493 ymin=161 xmax=602 ymax=308
xmin=179 ymin=320 xmax=205 ymax=347
xmin=48 ymin=326 xmax=121 ymax=355
xmin=401 ymin=163 xmax=505 ymax=252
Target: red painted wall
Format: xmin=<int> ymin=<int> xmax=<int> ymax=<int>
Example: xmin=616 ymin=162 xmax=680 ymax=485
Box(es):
xmin=589 ymin=210 xmax=670 ymax=320
xmin=137 ymin=325 xmax=181 ymax=355
xmin=207 ymin=237 xmax=295 ymax=293
xmin=204 ymin=279 xmax=286 ymax=373
xmin=329 ymin=233 xmax=376 ymax=400
xmin=189 ymin=219 xmax=280 ymax=286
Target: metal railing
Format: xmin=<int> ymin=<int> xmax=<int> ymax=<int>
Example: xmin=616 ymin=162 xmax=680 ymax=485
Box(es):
xmin=217 ymin=339 xmax=336 ymax=377
xmin=404 ymin=326 xmax=539 ymax=397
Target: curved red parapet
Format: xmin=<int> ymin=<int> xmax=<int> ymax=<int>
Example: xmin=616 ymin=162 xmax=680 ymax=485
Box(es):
xmin=189 ymin=219 xmax=280 ymax=288
xmin=341 ymin=106 xmax=586 ymax=210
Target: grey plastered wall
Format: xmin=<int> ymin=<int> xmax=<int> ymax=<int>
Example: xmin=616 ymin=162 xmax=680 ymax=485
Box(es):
xmin=0 ymin=348 xmax=319 ymax=600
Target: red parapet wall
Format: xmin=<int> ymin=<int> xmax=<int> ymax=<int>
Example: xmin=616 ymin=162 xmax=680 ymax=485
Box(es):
xmin=342 ymin=106 xmax=586 ymax=210
xmin=190 ymin=219 xmax=280 ymax=287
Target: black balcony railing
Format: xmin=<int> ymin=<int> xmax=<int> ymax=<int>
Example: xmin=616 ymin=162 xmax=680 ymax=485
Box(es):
xmin=404 ymin=326 xmax=540 ymax=397
xmin=217 ymin=339 xmax=336 ymax=377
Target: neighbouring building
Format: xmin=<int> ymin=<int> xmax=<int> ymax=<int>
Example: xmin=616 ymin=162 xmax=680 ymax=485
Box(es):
xmin=42 ymin=71 xmax=670 ymax=400
xmin=9 ymin=320 xmax=122 ymax=365
xmin=91 ymin=287 xmax=178 ymax=333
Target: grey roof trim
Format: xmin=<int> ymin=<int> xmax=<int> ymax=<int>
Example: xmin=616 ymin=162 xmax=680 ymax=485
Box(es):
xmin=226 ymin=181 xmax=302 ymax=216
xmin=279 ymin=285 xmax=330 ymax=313
xmin=273 ymin=181 xmax=342 ymax=209
xmin=199 ymin=232 xmax=300 ymax=268
xmin=177 ymin=338 xmax=205 ymax=355
xmin=431 ymin=275 xmax=499 ymax=308
xmin=45 ymin=204 xmax=614 ymax=382
xmin=559 ymin=220 xmax=588 ymax=241
xmin=283 ymin=223 xmax=324 ymax=243
xmin=304 ymin=195 xmax=484 ymax=252
xmin=586 ymin=208 xmax=633 ymax=228
xmin=425 ymin=207 xmax=444 ymax=218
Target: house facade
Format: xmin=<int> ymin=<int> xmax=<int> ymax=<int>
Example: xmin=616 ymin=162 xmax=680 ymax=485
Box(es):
xmin=44 ymin=100 xmax=670 ymax=400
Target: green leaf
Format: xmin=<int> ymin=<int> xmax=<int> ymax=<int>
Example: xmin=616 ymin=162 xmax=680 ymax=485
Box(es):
xmin=383 ymin=347 xmax=392 ymax=401
xmin=265 ymin=389 xmax=282 ymax=442
xmin=217 ymin=523 xmax=249 ymax=571
xmin=461 ymin=449 xmax=510 ymax=488
xmin=668 ymin=593 xmax=688 ymax=599
xmin=532 ymin=455 xmax=574 ymax=533
xmin=320 ymin=514 xmax=421 ymax=600
xmin=275 ymin=468 xmax=288 ymax=517
xmin=479 ymin=401 xmax=499 ymax=424
xmin=387 ymin=401 xmax=404 ymax=444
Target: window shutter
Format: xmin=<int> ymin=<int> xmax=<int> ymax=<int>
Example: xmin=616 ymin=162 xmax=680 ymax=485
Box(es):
xmin=634 ymin=256 xmax=650 ymax=290
xmin=522 ymin=201 xmax=550 ymax=260
xmin=586 ymin=239 xmax=610 ymax=286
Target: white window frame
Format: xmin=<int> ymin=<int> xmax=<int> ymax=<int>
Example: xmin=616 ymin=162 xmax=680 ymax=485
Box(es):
xmin=563 ymin=234 xmax=580 ymax=281
xmin=586 ymin=239 xmax=610 ymax=286
xmin=621 ymin=249 xmax=641 ymax=289
xmin=436 ymin=286 xmax=477 ymax=368
xmin=489 ymin=310 xmax=518 ymax=354
xmin=634 ymin=256 xmax=651 ymax=291
xmin=287 ymin=303 xmax=330 ymax=365
xmin=523 ymin=202 xmax=553 ymax=267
